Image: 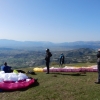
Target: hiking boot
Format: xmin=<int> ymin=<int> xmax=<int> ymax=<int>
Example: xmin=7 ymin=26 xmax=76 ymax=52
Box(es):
xmin=95 ymin=82 xmax=100 ymax=84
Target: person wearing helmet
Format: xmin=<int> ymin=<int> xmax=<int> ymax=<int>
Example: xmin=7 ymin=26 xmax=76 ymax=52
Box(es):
xmin=95 ymin=49 xmax=100 ymax=84
xmin=45 ymin=48 xmax=52 ymax=74
xmin=59 ymin=53 xmax=65 ymax=66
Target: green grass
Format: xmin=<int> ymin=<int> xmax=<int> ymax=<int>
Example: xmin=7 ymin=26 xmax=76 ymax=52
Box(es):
xmin=0 ymin=64 xmax=99 ymax=100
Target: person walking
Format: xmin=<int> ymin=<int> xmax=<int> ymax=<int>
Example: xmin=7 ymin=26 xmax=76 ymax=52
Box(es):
xmin=45 ymin=48 xmax=52 ymax=74
xmin=59 ymin=53 xmax=65 ymax=67
xmin=95 ymin=49 xmax=100 ymax=84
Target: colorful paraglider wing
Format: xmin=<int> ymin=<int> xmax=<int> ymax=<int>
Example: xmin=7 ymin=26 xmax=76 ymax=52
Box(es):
xmin=0 ymin=78 xmax=35 ymax=91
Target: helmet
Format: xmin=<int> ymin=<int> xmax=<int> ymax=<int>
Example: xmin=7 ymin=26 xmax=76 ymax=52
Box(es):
xmin=4 ymin=62 xmax=7 ymax=66
xmin=46 ymin=48 xmax=49 ymax=52
xmin=98 ymin=49 xmax=100 ymax=52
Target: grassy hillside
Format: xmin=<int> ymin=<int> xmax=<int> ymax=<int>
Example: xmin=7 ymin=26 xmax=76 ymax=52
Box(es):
xmin=0 ymin=63 xmax=99 ymax=100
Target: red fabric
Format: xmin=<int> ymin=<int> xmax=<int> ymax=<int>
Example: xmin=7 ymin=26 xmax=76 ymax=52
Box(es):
xmin=0 ymin=78 xmax=35 ymax=91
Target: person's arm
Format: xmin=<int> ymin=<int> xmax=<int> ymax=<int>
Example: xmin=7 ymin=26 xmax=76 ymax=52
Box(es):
xmin=1 ymin=66 xmax=4 ymax=71
xmin=49 ymin=52 xmax=52 ymax=57
xmin=97 ymin=53 xmax=100 ymax=58
xmin=45 ymin=53 xmax=48 ymax=60
xmin=8 ymin=66 xmax=12 ymax=72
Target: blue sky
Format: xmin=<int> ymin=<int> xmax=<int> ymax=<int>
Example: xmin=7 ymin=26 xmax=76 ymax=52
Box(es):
xmin=0 ymin=0 xmax=100 ymax=43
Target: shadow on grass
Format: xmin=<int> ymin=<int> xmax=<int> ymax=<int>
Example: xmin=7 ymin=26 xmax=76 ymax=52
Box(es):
xmin=17 ymin=70 xmax=26 ymax=73
xmin=26 ymin=71 xmax=37 ymax=75
xmin=50 ymin=72 xmax=86 ymax=76
xmin=61 ymin=73 xmax=86 ymax=76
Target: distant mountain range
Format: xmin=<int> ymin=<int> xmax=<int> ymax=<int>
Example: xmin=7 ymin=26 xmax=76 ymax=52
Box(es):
xmin=0 ymin=39 xmax=100 ymax=50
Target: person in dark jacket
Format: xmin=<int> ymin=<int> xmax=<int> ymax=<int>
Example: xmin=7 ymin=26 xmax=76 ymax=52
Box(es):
xmin=59 ymin=53 xmax=65 ymax=66
xmin=95 ymin=49 xmax=100 ymax=84
xmin=1 ymin=62 xmax=12 ymax=73
xmin=45 ymin=48 xmax=52 ymax=74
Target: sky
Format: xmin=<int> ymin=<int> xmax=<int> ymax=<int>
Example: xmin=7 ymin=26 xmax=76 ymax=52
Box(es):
xmin=0 ymin=0 xmax=100 ymax=43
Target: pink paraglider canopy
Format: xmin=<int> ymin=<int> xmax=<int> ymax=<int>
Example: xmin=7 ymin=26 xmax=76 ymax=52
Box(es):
xmin=0 ymin=78 xmax=35 ymax=91
xmin=0 ymin=71 xmax=35 ymax=91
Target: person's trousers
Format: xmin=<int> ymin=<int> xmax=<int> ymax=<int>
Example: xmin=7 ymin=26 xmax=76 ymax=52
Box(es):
xmin=97 ymin=62 xmax=100 ymax=82
xmin=46 ymin=62 xmax=50 ymax=73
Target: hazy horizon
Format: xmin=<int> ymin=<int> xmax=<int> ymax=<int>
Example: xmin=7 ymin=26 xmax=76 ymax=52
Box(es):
xmin=0 ymin=39 xmax=100 ymax=43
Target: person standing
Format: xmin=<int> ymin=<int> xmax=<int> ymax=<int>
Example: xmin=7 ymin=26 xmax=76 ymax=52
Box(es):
xmin=59 ymin=53 xmax=65 ymax=67
xmin=45 ymin=49 xmax=52 ymax=74
xmin=95 ymin=49 xmax=100 ymax=84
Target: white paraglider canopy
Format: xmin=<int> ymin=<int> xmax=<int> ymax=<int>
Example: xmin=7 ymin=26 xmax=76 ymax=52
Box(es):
xmin=0 ymin=71 xmax=28 ymax=82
